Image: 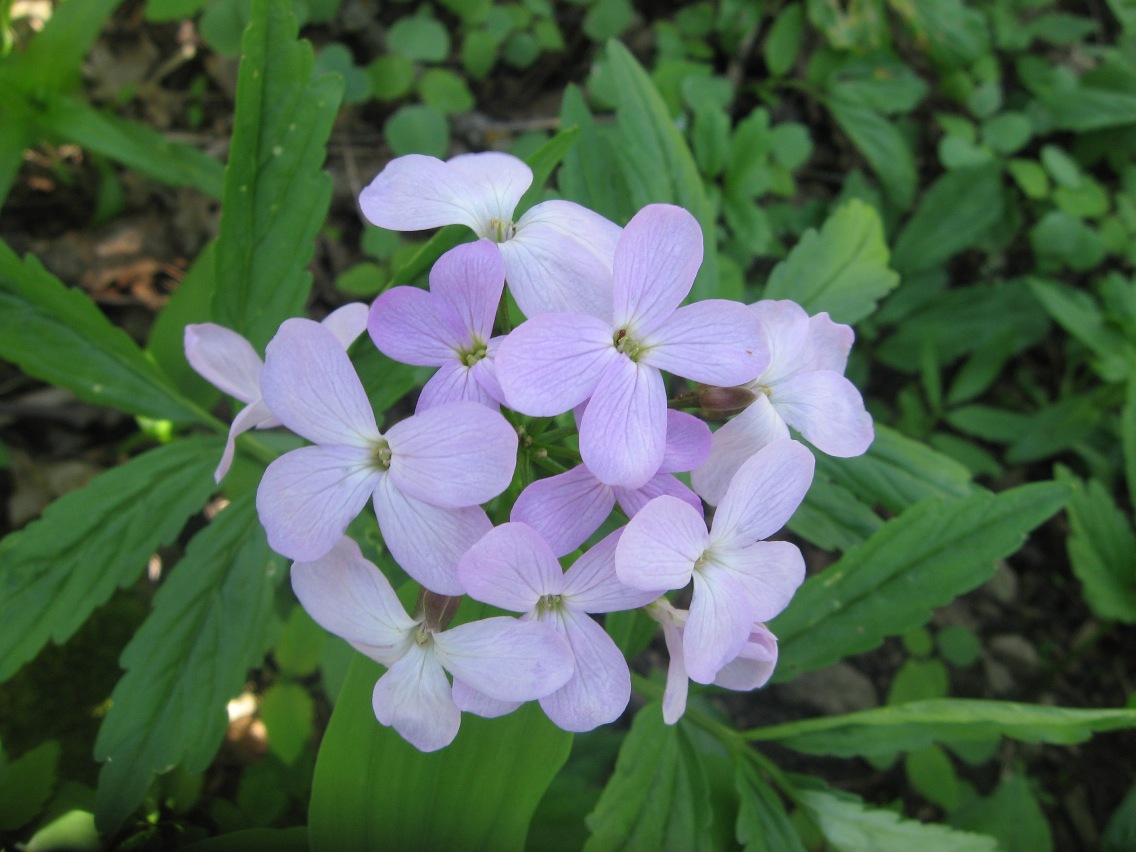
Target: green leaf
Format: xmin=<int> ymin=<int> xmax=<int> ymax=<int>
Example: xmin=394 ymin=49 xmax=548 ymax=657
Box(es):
xmin=181 ymin=827 xmax=309 ymax=852
xmin=384 ymin=104 xmax=450 ymax=157
xmin=0 ymin=436 xmax=224 ymax=684
xmin=309 ymin=654 xmax=571 ymax=851
xmin=763 ymin=199 xmax=898 ymax=324
xmin=35 ymin=96 xmax=224 ymax=198
xmin=1103 ymin=781 xmax=1136 ymax=852
xmin=0 ymin=240 xmax=205 ymax=423
xmin=146 ymin=0 xmax=211 ymax=21
xmin=891 ymin=0 xmax=990 ymax=69
xmin=735 ymin=761 xmax=805 ymax=852
xmin=952 ymin=773 xmax=1052 ymax=852
xmin=1038 ymin=85 xmax=1136 ymax=132
xmin=0 ymin=741 xmax=60 ymax=831
xmin=1027 ymin=277 xmax=1130 ymax=381
xmin=94 ymin=494 xmax=283 ymax=831
xmin=888 ymin=659 xmax=949 ymax=704
xmin=605 ymin=40 xmax=719 ymax=301
xmin=795 ymin=787 xmax=998 ymax=850
xmin=274 ymin=604 xmax=326 ymax=677
xmin=1060 ymin=468 xmax=1136 ymax=624
xmin=211 ymin=0 xmax=344 ymax=350
xmin=387 ymin=14 xmax=450 ymax=62
xmin=558 ymin=84 xmax=633 ymax=223
xmin=0 ymin=98 xmax=36 ymax=206
xmin=906 ymin=745 xmax=960 ymax=811
xmin=771 ymin=482 xmax=1068 ymax=679
xmin=2 ymin=0 xmax=121 ymax=98
xmin=514 ymin=125 xmax=581 ymax=218
xmin=764 ymin=4 xmax=804 ymax=77
xmin=418 ymin=68 xmax=476 ymax=114
xmin=892 ymin=163 xmax=1005 ymax=275
xmin=814 ymin=425 xmax=974 ymax=515
xmin=749 ymin=698 xmax=1136 ymax=757
xmin=583 ymin=705 xmax=713 ymax=851
xmin=788 ymin=476 xmax=883 ymax=552
xmin=827 ymin=95 xmax=917 ymax=208
xmin=260 ymin=682 xmax=315 ymax=764
xmin=366 ymin=54 xmax=416 ymax=100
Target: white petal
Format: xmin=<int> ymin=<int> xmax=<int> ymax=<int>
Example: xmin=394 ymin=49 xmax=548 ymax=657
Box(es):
xmin=750 ymin=300 xmax=810 ymax=383
xmin=661 ymin=618 xmax=690 ymax=725
xmin=290 ymin=537 xmax=416 ymax=663
xmin=615 ymin=495 xmax=708 ymax=591
xmin=457 ymin=522 xmax=563 ymax=611
xmin=451 ymin=678 xmax=521 ymax=718
xmin=256 ymin=445 xmax=380 ymax=561
xmin=716 ymin=540 xmax=806 ymax=623
xmin=801 ymin=311 xmax=854 ymax=374
xmin=372 ymin=644 xmax=461 ymax=752
xmin=713 ymin=624 xmax=779 ymax=691
xmin=711 ymin=439 xmax=815 ymax=546
xmin=445 ymin=151 xmax=533 ymax=230
xmin=359 ymin=154 xmax=491 ymax=232
xmin=579 ymin=357 xmax=667 ymax=488
xmin=433 ymin=617 xmax=574 ymax=702
xmin=538 ymin=609 xmax=631 ymax=732
xmin=659 ymin=410 xmax=712 ymax=474
xmin=510 ymin=465 xmax=614 ymax=557
xmin=771 ymin=371 xmax=874 ymax=458
xmin=184 ymin=323 xmax=263 ymax=403
xmin=415 ymin=361 xmax=498 ymax=412
xmin=690 ymin=395 xmax=790 ymax=507
xmin=613 ymin=473 xmax=704 ymax=521
xmin=373 ymin=477 xmax=492 ymax=594
xmin=683 ymin=569 xmax=755 ymax=683
xmin=214 ymin=398 xmax=274 ymax=483
xmin=320 ymin=303 xmax=370 ymax=349
xmin=430 ymin=239 xmax=506 ymax=344
xmin=561 ymin=527 xmax=660 ymax=613
xmin=641 ymin=299 xmax=768 ymax=387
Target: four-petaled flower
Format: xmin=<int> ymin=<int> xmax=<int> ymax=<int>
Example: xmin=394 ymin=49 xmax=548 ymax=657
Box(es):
xmin=616 ymin=439 xmax=813 ymax=683
xmin=291 ymin=537 xmax=574 ymax=751
xmin=495 ymin=203 xmax=769 ymax=488
xmin=359 ymin=152 xmax=621 ymax=319
xmin=255 ymin=317 xmax=517 ymax=593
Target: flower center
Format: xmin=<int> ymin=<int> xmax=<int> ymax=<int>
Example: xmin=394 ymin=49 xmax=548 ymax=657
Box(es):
xmin=614 ymin=328 xmax=643 ymax=361
xmin=370 ymin=439 xmax=392 ymax=470
xmin=536 ymin=593 xmax=562 ymax=614
xmin=460 ymin=337 xmax=488 ymax=368
xmin=486 ymin=216 xmax=516 ymax=243
xmin=413 ymin=622 xmax=433 ymax=648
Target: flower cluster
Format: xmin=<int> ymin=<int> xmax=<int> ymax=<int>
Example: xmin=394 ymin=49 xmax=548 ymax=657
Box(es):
xmin=185 ymin=151 xmax=874 ymax=750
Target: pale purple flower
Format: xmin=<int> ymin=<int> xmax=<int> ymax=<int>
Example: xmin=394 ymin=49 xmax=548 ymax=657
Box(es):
xmin=456 ymin=524 xmax=660 ymax=731
xmin=616 ymin=439 xmax=812 ymax=683
xmin=369 ymin=239 xmax=506 ymax=412
xmin=511 ymin=410 xmax=711 ymax=556
xmin=495 ymin=204 xmax=768 ymax=489
xmin=184 ymin=303 xmax=368 ymax=482
xmin=647 ymin=598 xmax=778 ymax=724
xmin=359 ymin=152 xmax=621 ymax=319
xmin=255 ymin=318 xmax=518 ymax=592
xmin=291 ymin=537 xmax=573 ymax=751
xmin=692 ymin=300 xmax=873 ymax=505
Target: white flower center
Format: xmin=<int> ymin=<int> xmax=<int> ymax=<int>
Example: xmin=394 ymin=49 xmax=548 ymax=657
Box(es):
xmin=614 ymin=328 xmax=643 ymax=361
xmin=486 ymin=216 xmax=516 ymax=243
xmin=370 ymin=439 xmax=392 ymax=470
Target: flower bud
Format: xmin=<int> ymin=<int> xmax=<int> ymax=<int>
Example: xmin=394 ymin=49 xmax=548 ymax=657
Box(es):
xmin=695 ymin=384 xmax=761 ymax=418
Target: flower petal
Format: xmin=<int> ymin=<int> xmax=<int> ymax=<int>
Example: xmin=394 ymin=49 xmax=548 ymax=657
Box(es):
xmin=538 ymin=609 xmax=630 ymax=731
xmin=184 ymin=323 xmax=263 ymax=403
xmin=457 ymin=522 xmax=563 ymax=611
xmin=359 ymin=154 xmax=489 ymax=232
xmin=372 ymin=644 xmax=461 ymax=752
xmin=661 ymin=617 xmax=689 ymax=725
xmin=256 ymin=445 xmax=379 ymax=561
xmin=562 ymin=527 xmax=660 ymax=613
xmin=690 ymin=395 xmax=790 ymax=506
xmin=716 ymin=539 xmax=805 ymax=623
xmin=320 ymin=302 xmax=370 ymax=349
xmin=386 ymin=401 xmax=517 ymax=508
xmin=290 ymin=537 xmax=416 ymax=662
xmin=261 ymin=318 xmax=379 ymax=447
xmin=641 ymin=300 xmax=768 ymax=386
xmin=579 ymin=357 xmax=666 ymax=488
xmin=494 ymin=313 xmax=616 ymax=415
xmin=510 ymin=465 xmax=614 ymax=557
xmin=614 ymin=472 xmax=703 ymax=521
xmin=615 ymin=494 xmax=708 ymax=591
xmin=373 ymin=477 xmax=492 ymax=594
xmin=802 ymin=311 xmax=854 ymax=374
xmin=445 ymin=151 xmax=533 ymax=229
xmin=430 ymin=239 xmax=506 ymax=344
xmin=750 ymin=299 xmax=809 ymax=383
xmin=659 ymin=410 xmax=712 ymax=473
xmin=450 ymin=678 xmax=521 ymax=718
xmin=434 ymin=616 xmax=574 ymax=702
xmin=684 ymin=569 xmax=755 ymax=683
xmin=503 ymin=200 xmax=620 ymax=319
xmin=611 ymin=204 xmax=703 ymax=335
xmin=369 ymin=285 xmax=468 ymax=366
xmin=711 ymin=438 xmax=815 ymax=546
xmin=771 ymin=371 xmax=874 ymax=458
xmin=215 ymin=398 xmax=274 ymax=482
xmin=713 ymin=623 xmax=779 ymax=691
xmin=416 ymin=361 xmax=498 ymax=412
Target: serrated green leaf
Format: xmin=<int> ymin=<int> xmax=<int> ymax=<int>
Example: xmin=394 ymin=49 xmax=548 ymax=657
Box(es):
xmin=788 ymin=475 xmax=883 ymax=552
xmin=0 ymin=240 xmax=206 ymax=423
xmin=35 ymin=96 xmax=224 ymax=198
xmin=1060 ymin=468 xmax=1136 ymax=624
xmin=309 ymin=653 xmax=571 ymax=851
xmin=735 ymin=761 xmax=805 ymax=852
xmin=558 ymin=84 xmax=633 ymax=223
xmin=514 ymin=124 xmax=581 ymax=218
xmin=583 ymin=705 xmax=713 ymax=851
xmin=1 ymin=0 xmax=120 ymax=98
xmin=0 ymin=436 xmax=224 ymax=684
xmin=814 ymin=424 xmax=973 ymax=515
xmin=749 ymin=698 xmax=1136 ymax=757
xmin=763 ymin=199 xmax=898 ymax=324
xmin=1027 ymin=277 xmax=1130 ymax=381
xmin=892 ymin=162 xmax=1004 ymax=275
xmin=1038 ymin=85 xmax=1136 ymax=132
xmin=795 ymin=787 xmax=998 ymax=850
xmin=771 ymin=482 xmax=1068 ymax=679
xmin=94 ymin=494 xmax=283 ymax=831
xmin=606 ymin=40 xmax=719 ymax=301
xmin=211 ymin=0 xmax=344 ymax=350
xmin=952 ymin=772 xmax=1052 ymax=852
xmin=827 ymin=95 xmax=916 ymax=208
